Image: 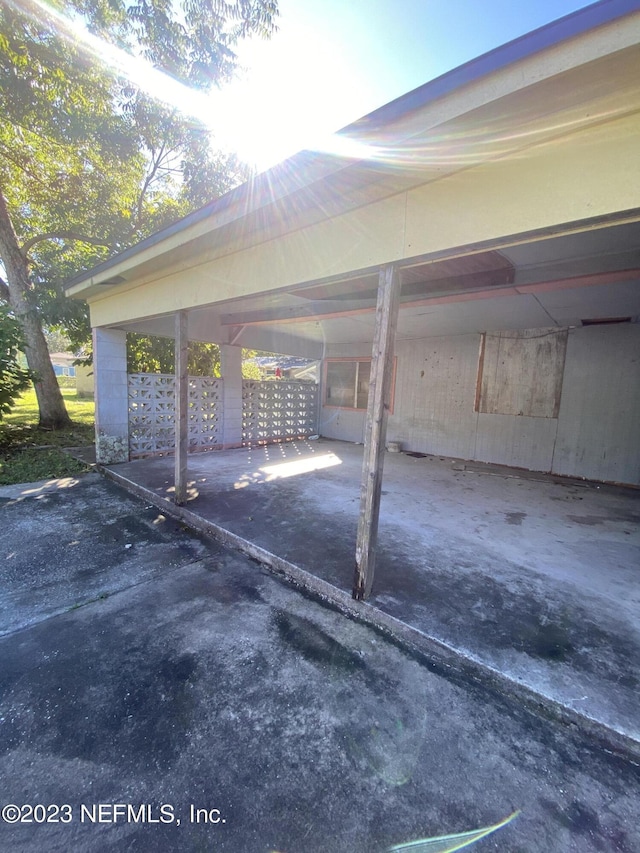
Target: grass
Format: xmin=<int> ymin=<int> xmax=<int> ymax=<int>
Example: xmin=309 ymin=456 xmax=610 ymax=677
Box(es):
xmin=0 ymin=387 xmax=95 ymax=486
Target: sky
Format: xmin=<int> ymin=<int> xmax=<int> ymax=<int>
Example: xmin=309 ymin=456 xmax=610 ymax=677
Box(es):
xmin=205 ymin=0 xmax=597 ymax=171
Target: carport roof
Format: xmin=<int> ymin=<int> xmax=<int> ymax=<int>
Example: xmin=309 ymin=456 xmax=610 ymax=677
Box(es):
xmin=66 ymin=0 xmax=640 ymax=300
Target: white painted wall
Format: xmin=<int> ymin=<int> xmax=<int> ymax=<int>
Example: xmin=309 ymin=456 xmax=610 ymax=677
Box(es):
xmin=321 ymin=407 xmax=366 ymax=444
xmin=474 ymin=413 xmax=558 ymax=471
xmin=553 ymin=324 xmax=640 ymax=483
xmin=390 ymin=335 xmax=479 ymax=460
xmin=321 ymin=324 xmax=640 ymax=485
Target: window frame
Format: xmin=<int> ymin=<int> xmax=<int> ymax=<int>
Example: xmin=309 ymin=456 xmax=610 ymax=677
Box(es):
xmin=323 ymin=357 xmax=397 ymax=413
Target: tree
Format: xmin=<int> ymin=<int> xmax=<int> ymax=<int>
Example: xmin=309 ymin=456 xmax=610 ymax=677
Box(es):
xmin=126 ymin=335 xmax=265 ymax=379
xmin=127 ymin=333 xmax=221 ymax=376
xmin=43 ymin=327 xmax=72 ymax=356
xmin=0 ymin=304 xmax=33 ymax=419
xmin=0 ymin=0 xmax=278 ymax=428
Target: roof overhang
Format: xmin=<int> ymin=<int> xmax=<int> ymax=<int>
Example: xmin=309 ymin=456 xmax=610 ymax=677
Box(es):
xmin=66 ymin=0 xmax=640 ymax=303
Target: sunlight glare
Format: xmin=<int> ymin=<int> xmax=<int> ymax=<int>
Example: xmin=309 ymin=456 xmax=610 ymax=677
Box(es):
xmin=21 ymin=0 xmax=212 ymax=120
xmin=234 ymin=451 xmax=342 ymax=488
xmin=310 ymin=132 xmax=378 ymax=162
xmin=260 ymin=451 xmax=342 ymax=480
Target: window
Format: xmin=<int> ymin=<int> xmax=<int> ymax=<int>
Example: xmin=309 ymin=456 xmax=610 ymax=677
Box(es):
xmin=325 ymin=359 xmax=372 ymax=410
xmin=475 ymin=328 xmax=568 ymax=418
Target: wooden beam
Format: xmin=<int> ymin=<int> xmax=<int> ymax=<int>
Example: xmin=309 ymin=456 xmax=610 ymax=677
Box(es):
xmin=174 ymin=310 xmax=188 ymax=506
xmin=353 ymin=264 xmax=401 ymax=601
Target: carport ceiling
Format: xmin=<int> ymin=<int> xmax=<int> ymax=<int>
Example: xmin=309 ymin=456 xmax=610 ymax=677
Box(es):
xmin=219 ymin=221 xmax=640 ymax=343
xmin=119 ymin=220 xmax=640 ymax=346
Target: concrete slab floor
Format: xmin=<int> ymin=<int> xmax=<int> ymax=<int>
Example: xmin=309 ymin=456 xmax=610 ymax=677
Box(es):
xmin=1 ymin=474 xmax=639 ymax=853
xmin=107 ymin=439 xmax=640 ymax=746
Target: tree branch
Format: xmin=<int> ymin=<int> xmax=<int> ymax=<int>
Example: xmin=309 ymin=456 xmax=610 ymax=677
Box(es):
xmin=129 ymin=138 xmax=169 ymax=237
xmin=21 ymin=231 xmax=115 ymax=255
xmin=0 ymin=275 xmax=9 ymax=302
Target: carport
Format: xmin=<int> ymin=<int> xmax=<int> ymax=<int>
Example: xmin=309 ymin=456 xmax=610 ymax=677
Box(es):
xmin=67 ymin=0 xmax=640 ymax=604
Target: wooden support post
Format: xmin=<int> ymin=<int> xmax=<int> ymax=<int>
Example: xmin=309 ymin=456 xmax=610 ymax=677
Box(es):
xmin=353 ymin=264 xmax=401 ymax=600
xmin=174 ymin=311 xmax=188 ymax=506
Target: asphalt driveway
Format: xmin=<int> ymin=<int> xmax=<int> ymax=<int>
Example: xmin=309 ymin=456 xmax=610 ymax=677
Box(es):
xmin=0 ymin=473 xmax=638 ymax=852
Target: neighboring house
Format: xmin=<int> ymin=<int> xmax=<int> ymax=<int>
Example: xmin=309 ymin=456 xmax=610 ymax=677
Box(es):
xmin=49 ymin=353 xmax=76 ymax=378
xmin=247 ymin=356 xmax=319 ymax=381
xmin=49 ymin=352 xmax=94 ymax=397
xmin=67 ymin=0 xmax=640 ymax=489
xmin=75 ymin=364 xmax=94 ymax=398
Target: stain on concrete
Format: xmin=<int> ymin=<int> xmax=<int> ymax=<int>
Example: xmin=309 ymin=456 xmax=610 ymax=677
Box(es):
xmin=567 ymin=513 xmax=640 ymax=526
xmin=567 ymin=515 xmax=608 ymax=526
xmin=202 ymin=570 xmax=266 ymax=605
xmin=369 ymin=530 xmax=640 ymax=695
xmin=504 ymin=511 xmax=526 ymax=525
xmin=274 ymin=610 xmax=367 ymax=674
xmin=515 ymin=618 xmax=573 ymax=661
xmin=539 ymin=798 xmax=635 ymax=851
xmin=88 ymin=448 xmax=640 ymax=743
xmin=167 ymin=467 xmax=640 ymax=736
xmin=0 ymin=476 xmax=213 ymax=637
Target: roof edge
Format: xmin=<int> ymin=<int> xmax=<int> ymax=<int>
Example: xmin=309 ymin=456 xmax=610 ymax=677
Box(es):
xmin=343 ymin=0 xmax=640 ymax=137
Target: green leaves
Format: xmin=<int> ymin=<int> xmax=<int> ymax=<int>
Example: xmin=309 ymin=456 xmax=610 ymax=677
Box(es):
xmin=0 ymin=304 xmax=33 ymax=418
xmin=0 ymin=0 xmax=278 ymax=429
xmin=126 ymin=333 xmax=221 ymax=376
xmin=1 ymin=0 xmax=275 ymax=259
xmin=64 ymin=0 xmax=278 ymax=88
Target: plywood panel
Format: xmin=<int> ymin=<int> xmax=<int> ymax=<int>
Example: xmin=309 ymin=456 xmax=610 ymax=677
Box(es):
xmin=478 ymin=328 xmax=568 ymax=418
xmin=384 ymin=332 xmax=559 ymax=472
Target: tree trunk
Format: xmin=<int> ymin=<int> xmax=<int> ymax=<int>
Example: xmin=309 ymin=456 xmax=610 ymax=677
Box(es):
xmin=0 ymin=187 xmax=72 ymax=429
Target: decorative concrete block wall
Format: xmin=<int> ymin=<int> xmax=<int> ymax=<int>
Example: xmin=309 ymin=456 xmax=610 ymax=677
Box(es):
xmin=127 ymin=374 xmax=223 ymax=457
xmin=241 ymin=381 xmax=319 ymax=445
xmin=125 ymin=374 xmax=319 ymax=457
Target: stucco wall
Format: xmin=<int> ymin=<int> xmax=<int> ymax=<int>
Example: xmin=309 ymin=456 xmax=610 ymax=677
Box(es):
xmin=321 ymin=324 xmax=640 ymax=485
